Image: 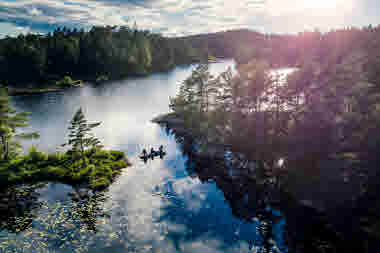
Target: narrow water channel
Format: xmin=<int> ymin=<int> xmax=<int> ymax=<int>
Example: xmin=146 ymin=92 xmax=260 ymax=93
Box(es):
xmin=0 ymin=60 xmax=324 ymax=253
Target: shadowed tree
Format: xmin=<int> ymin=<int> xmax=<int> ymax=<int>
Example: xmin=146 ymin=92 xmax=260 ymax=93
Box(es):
xmin=0 ymin=88 xmax=39 ymax=161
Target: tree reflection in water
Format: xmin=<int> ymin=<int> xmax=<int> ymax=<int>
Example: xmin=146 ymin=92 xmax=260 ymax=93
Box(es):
xmin=0 ymin=123 xmax=371 ymax=252
xmin=0 ymin=183 xmax=112 ymax=233
xmin=165 ymin=124 xmax=361 ymax=253
xmin=0 ymin=184 xmax=45 ymax=233
xmin=68 ymin=187 xmax=111 ymax=232
xmin=0 ymin=183 xmax=120 ymax=252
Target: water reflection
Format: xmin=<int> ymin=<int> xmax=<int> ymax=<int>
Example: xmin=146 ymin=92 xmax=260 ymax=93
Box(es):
xmin=166 ymin=122 xmax=356 ymax=253
xmin=0 ymin=184 xmax=45 ymax=234
xmin=1 ymin=60 xmax=348 ymax=252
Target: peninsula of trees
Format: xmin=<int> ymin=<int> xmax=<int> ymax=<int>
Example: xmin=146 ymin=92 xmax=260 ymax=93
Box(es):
xmin=156 ymin=24 xmax=380 ymax=247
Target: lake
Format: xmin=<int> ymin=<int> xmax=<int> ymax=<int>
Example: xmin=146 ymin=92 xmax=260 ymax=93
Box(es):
xmin=1 ymin=60 xmax=342 ymax=253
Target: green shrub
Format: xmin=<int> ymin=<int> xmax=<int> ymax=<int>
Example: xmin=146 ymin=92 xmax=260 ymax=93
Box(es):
xmin=8 ymin=157 xmax=24 ymax=167
xmin=2 ymin=148 xmax=130 ymax=191
xmin=47 ymin=152 xmax=65 ymax=162
xmin=90 ymin=177 xmax=111 ymax=190
xmin=109 ymin=150 xmax=125 ymax=161
xmin=46 ymin=166 xmax=67 ymax=178
xmin=57 ymin=76 xmax=74 ymax=87
xmin=27 ymin=146 xmax=48 ymax=162
xmin=8 ymin=172 xmax=22 ymax=182
xmin=71 ymin=164 xmax=93 ymax=180
xmin=92 ymin=150 xmax=110 ymax=160
xmin=110 ymin=160 xmax=128 ymax=170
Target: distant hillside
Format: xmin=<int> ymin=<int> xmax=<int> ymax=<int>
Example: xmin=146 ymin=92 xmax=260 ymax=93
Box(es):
xmin=182 ymin=26 xmax=377 ymax=69
xmin=181 ymin=29 xmax=267 ymax=63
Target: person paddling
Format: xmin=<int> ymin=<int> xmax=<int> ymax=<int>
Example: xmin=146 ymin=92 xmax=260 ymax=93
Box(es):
xmin=142 ymin=149 xmax=147 ymax=157
xmin=158 ymin=145 xmax=166 ymax=159
xmin=150 ymin=148 xmax=156 ymax=159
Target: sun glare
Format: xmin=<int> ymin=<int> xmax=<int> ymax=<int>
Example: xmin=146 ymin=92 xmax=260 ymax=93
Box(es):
xmin=302 ymin=0 xmax=343 ymax=10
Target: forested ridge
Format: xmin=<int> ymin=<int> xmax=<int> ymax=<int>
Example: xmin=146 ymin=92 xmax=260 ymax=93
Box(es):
xmin=3 ymin=24 xmax=380 ymax=90
xmin=0 ymin=25 xmax=201 ymax=87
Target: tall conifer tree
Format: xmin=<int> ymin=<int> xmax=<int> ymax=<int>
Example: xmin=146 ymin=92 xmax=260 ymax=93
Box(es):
xmin=0 ymin=88 xmax=39 ymax=161
xmin=62 ymin=108 xmax=102 ymax=160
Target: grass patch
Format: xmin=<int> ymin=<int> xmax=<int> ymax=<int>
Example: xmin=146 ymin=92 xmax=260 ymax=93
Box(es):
xmin=0 ymin=147 xmax=130 ymax=191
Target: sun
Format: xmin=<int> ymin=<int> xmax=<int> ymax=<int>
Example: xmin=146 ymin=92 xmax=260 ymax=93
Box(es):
xmin=302 ymin=0 xmax=343 ymax=10
xmin=266 ymin=0 xmax=353 ymax=16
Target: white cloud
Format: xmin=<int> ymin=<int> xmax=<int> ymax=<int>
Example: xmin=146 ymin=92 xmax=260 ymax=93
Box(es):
xmin=1 ymin=0 xmax=377 ymax=37
xmin=28 ymin=7 xmax=42 ymax=16
xmin=0 ymin=22 xmax=32 ymax=38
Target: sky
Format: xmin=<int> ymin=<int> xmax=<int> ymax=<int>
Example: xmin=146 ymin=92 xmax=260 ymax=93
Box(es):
xmin=0 ymin=0 xmax=380 ymax=37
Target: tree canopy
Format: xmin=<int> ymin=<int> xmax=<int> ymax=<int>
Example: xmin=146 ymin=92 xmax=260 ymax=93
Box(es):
xmin=0 ymin=25 xmax=201 ymax=87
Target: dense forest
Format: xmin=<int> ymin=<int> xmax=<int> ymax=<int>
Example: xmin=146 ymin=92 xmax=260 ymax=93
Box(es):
xmin=2 ymin=20 xmax=380 ymax=252
xmin=173 ymin=25 xmax=380 ymax=166
xmin=167 ymin=24 xmax=380 ymax=250
xmin=0 ymin=25 xmax=201 ymax=87
xmin=2 ymin=24 xmax=380 ymax=90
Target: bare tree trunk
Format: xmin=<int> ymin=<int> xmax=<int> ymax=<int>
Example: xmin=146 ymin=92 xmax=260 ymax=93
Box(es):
xmin=5 ymin=140 xmax=8 ymax=161
xmin=80 ymin=141 xmax=85 ymax=168
xmin=1 ymin=135 xmax=8 ymax=161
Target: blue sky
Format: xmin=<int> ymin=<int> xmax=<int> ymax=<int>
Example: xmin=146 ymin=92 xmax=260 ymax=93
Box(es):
xmin=0 ymin=0 xmax=379 ymax=37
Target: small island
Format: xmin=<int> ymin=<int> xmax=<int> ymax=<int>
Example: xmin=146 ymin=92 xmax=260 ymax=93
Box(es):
xmin=0 ymin=89 xmax=130 ymax=191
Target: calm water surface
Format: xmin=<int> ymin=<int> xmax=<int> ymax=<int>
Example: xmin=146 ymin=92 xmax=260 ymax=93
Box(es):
xmin=1 ymin=60 xmax=294 ymax=252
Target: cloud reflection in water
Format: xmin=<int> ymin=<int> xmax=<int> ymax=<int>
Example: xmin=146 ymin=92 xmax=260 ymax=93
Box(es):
xmin=10 ymin=60 xmax=288 ymax=252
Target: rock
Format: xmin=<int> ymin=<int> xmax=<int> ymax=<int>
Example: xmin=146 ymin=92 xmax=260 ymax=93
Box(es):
xmin=152 ymin=114 xmax=184 ymax=125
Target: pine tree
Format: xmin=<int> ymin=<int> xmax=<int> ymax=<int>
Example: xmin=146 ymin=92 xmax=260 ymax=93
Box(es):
xmin=62 ymin=108 xmax=102 ymax=160
xmin=0 ymin=88 xmax=39 ymax=161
